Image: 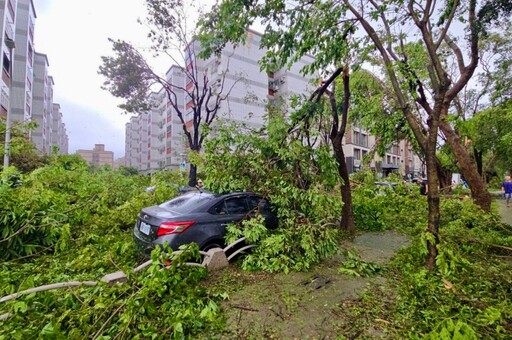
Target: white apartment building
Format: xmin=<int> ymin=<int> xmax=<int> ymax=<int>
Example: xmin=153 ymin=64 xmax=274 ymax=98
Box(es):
xmin=164 ymin=66 xmax=185 ymax=168
xmin=1 ymin=0 xmax=17 ymax=119
xmin=125 ymin=30 xmax=316 ymax=173
xmin=31 ymin=51 xmax=48 ymax=152
xmin=1 ymin=0 xmax=68 ymax=160
xmin=51 ymin=103 xmax=67 ymax=154
xmin=11 ymin=0 xmax=35 ymax=124
xmin=125 ymin=115 xmax=140 ymax=168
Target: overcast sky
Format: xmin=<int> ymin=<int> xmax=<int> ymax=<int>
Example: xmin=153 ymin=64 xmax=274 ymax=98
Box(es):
xmin=32 ymin=0 xmax=163 ymax=160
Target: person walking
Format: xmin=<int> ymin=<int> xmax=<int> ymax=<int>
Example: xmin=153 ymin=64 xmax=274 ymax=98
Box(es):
xmin=501 ymin=176 xmax=512 ymax=207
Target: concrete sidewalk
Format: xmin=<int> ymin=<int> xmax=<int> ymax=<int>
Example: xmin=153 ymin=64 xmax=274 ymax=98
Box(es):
xmin=495 ymin=197 xmax=512 ymax=225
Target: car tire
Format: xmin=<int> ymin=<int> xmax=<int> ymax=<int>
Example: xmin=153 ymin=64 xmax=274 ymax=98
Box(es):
xmin=201 ymin=241 xmax=224 ymax=252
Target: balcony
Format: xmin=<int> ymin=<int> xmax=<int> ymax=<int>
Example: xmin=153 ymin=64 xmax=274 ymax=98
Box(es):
xmin=381 ymin=162 xmax=400 ymax=169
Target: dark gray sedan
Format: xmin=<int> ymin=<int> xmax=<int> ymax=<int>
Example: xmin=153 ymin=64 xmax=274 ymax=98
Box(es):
xmin=133 ymin=190 xmax=277 ymax=256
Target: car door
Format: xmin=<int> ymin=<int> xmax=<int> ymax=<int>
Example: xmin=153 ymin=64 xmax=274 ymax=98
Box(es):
xmin=247 ymin=195 xmax=278 ymax=229
xmin=208 ymin=195 xmax=250 ymax=237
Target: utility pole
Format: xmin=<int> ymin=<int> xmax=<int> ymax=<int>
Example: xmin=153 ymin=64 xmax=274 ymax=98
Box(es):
xmin=3 ymin=37 xmax=15 ymax=173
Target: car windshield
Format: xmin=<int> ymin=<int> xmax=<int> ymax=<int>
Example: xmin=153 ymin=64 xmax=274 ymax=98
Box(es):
xmin=158 ymin=193 xmax=214 ymax=214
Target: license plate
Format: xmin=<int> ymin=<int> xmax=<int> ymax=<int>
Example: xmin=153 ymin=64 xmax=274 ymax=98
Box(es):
xmin=140 ymin=221 xmax=151 ymax=235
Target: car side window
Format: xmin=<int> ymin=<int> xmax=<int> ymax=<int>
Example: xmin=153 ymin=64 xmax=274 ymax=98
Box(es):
xmin=210 ymin=201 xmax=228 ymax=215
xmin=210 ymin=197 xmax=249 ymax=215
xmin=247 ymin=196 xmax=270 ymax=214
xmin=225 ymin=197 xmax=248 ymax=214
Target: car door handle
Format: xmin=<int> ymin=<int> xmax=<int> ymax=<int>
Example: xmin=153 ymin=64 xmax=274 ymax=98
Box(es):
xmin=221 ymin=223 xmax=229 ymax=227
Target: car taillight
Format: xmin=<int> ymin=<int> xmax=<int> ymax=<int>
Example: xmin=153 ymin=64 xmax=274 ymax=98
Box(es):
xmin=157 ymin=221 xmax=195 ymax=237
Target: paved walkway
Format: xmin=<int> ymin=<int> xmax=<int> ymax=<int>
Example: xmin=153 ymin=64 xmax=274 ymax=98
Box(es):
xmin=495 ymin=196 xmax=512 ymax=225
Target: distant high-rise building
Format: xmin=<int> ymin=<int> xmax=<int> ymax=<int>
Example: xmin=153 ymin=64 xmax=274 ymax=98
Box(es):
xmin=1 ymin=0 xmax=68 ymax=159
xmin=32 ymin=51 xmax=49 ymax=152
xmin=50 ymin=103 xmax=67 ymax=154
xmin=76 ymin=144 xmax=113 ymax=167
xmin=12 ymin=0 xmax=35 ymax=124
xmin=0 ymin=0 xmax=17 ymax=120
xmin=125 ymin=30 xmax=315 ymax=173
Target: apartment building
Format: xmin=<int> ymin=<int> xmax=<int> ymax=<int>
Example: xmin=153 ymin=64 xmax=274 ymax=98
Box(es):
xmin=1 ymin=0 xmax=68 ymax=160
xmin=163 ymin=66 xmax=185 ymax=168
xmin=124 ymin=28 xmax=423 ymax=176
xmin=125 ymin=30 xmax=316 ymax=173
xmin=76 ymin=144 xmax=113 ymax=167
xmin=11 ymin=0 xmax=34 ymax=124
xmin=50 ymin=103 xmax=67 ymax=154
xmin=343 ymin=126 xmax=423 ymax=177
xmin=31 ymin=51 xmax=48 ymax=152
xmin=1 ymin=0 xmax=17 ymax=119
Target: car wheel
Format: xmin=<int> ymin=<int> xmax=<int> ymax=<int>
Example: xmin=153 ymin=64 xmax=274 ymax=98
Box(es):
xmin=201 ymin=241 xmax=224 ymax=252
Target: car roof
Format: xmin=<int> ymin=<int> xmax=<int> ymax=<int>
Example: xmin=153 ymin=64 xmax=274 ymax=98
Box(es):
xmin=156 ymin=189 xmax=269 ymax=214
xmin=179 ymin=190 xmax=259 ymax=198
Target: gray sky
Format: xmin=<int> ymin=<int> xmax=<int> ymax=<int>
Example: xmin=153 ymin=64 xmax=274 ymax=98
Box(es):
xmin=32 ymin=0 xmax=154 ymax=159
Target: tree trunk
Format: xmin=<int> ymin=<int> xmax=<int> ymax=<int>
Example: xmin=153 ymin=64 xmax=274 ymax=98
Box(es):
xmin=436 ymin=163 xmax=452 ymax=192
xmin=425 ymin=108 xmax=442 ymax=270
xmin=332 ymin=136 xmax=356 ymax=236
xmin=473 ymin=148 xmax=483 ymax=177
xmin=188 ymin=164 xmax=198 ymax=187
xmin=439 ymin=120 xmax=491 ymax=211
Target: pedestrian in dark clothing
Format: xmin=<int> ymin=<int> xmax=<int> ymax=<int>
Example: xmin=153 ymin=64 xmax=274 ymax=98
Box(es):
xmin=420 ymin=178 xmax=428 ymax=196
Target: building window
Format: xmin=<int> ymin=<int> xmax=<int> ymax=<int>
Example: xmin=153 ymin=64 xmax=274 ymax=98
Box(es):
xmin=361 ymin=133 xmax=368 ymax=147
xmin=353 ymin=131 xmax=359 ymax=145
xmin=353 ymin=131 xmax=368 ymax=147
xmin=3 ymin=53 xmax=10 ymax=74
xmin=354 ymin=148 xmax=361 ymax=160
xmin=388 ymin=143 xmax=400 ymax=155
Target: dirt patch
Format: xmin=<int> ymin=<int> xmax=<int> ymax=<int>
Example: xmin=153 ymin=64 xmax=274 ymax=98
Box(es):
xmin=210 ymin=230 xmax=410 ymax=339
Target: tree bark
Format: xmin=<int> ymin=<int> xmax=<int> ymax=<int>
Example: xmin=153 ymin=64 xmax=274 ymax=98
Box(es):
xmin=424 ymin=103 xmax=443 ymax=270
xmin=332 ymin=137 xmax=356 ymax=236
xmin=188 ymin=163 xmax=198 ymax=187
xmin=436 ymin=163 xmax=452 ymax=191
xmin=439 ymin=120 xmax=491 ymax=211
xmin=474 ymin=148 xmax=483 ymax=177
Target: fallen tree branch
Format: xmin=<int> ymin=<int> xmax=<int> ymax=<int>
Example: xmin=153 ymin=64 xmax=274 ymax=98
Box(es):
xmin=231 ymin=304 xmax=259 ymax=312
xmin=0 ymin=312 xmax=12 ymax=321
xmin=0 ymin=281 xmax=98 ymax=304
xmin=468 ymin=238 xmax=512 ymax=252
xmin=93 ymin=300 xmax=128 ymax=339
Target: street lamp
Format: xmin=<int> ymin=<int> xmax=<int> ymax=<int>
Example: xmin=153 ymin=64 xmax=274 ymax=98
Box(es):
xmin=3 ymin=37 xmax=15 ymax=173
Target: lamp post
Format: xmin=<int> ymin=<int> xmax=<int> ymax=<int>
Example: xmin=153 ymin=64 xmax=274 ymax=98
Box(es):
xmin=3 ymin=37 xmax=15 ymax=173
